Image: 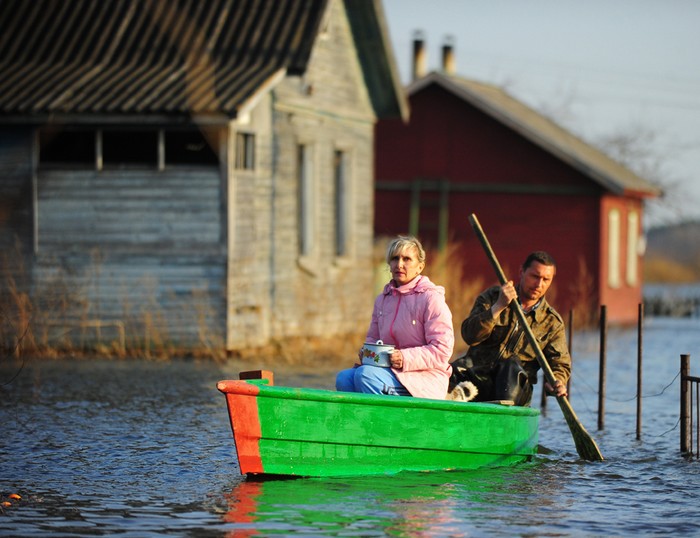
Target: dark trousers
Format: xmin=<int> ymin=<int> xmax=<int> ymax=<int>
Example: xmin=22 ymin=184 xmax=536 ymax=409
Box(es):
xmin=452 ymin=355 xmax=533 ymax=406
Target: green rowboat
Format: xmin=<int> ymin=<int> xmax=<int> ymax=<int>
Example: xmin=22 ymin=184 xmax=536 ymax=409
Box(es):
xmin=217 ymin=371 xmax=539 ymax=478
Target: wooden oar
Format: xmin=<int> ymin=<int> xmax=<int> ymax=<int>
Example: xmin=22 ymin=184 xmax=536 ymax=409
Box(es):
xmin=468 ymin=213 xmax=604 ymax=462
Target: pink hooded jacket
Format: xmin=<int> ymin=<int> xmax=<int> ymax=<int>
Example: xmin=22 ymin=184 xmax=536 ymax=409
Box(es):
xmin=365 ymin=275 xmax=454 ymax=400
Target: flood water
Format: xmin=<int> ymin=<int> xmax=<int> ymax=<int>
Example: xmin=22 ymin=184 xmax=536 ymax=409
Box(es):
xmin=2 ymin=316 xmax=700 ymax=537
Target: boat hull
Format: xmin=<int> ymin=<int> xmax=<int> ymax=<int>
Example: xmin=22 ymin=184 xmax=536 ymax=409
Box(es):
xmin=217 ymin=378 xmax=539 ymax=478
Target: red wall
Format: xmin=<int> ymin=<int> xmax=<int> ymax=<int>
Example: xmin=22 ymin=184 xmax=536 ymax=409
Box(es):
xmin=375 ymin=83 xmax=643 ymax=325
xmin=598 ymin=195 xmax=645 ymax=324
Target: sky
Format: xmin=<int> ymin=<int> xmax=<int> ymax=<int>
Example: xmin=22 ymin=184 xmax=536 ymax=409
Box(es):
xmin=381 ymin=0 xmax=700 ymax=229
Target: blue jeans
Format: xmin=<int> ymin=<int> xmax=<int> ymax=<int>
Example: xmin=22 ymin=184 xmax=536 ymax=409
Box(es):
xmin=335 ymin=365 xmax=411 ymax=396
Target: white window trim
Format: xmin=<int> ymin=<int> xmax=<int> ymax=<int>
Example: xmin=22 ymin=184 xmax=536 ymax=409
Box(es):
xmin=608 ymin=209 xmax=621 ymax=289
xmin=626 ymin=211 xmax=639 ymax=286
xmin=297 ymin=143 xmax=319 ymax=273
xmin=333 ymin=147 xmax=355 ymax=263
xmin=235 ymin=132 xmax=255 ymax=170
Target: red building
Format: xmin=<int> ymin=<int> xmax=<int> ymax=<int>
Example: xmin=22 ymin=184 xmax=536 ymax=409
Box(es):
xmin=375 ymin=40 xmax=661 ymax=325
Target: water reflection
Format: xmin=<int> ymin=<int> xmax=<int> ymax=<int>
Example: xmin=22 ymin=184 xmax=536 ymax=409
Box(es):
xmin=220 ymin=462 xmax=563 ymax=536
xmin=2 ymin=319 xmax=700 ymax=537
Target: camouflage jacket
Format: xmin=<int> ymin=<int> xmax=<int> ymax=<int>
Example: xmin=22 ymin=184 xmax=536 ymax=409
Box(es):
xmin=459 ymin=285 xmax=571 ymax=385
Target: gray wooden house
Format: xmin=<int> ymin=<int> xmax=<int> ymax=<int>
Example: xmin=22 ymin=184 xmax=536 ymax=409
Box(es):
xmin=0 ymin=0 xmax=407 ymax=354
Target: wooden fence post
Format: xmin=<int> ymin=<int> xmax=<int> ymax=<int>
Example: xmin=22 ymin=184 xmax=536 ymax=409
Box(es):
xmin=681 ymin=354 xmax=690 ymax=455
xmin=598 ymin=305 xmax=607 ymax=431
xmin=636 ymin=303 xmax=643 ymax=440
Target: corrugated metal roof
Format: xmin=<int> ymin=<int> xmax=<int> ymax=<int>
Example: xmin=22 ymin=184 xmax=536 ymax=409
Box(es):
xmin=408 ymin=71 xmax=661 ymax=198
xmin=345 ymin=0 xmax=408 ymax=122
xmin=0 ymin=0 xmax=327 ymax=117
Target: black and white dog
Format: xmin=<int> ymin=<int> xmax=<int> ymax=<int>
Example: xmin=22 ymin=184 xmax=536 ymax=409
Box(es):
xmin=446 ymin=380 xmax=478 ymax=402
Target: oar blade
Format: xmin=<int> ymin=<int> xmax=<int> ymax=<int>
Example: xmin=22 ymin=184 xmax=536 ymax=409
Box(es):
xmin=559 ymin=397 xmax=604 ymax=461
xmin=575 ymin=431 xmax=605 ymax=462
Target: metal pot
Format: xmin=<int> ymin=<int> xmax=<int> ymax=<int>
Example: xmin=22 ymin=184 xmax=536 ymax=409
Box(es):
xmin=361 ymin=340 xmax=395 ymax=367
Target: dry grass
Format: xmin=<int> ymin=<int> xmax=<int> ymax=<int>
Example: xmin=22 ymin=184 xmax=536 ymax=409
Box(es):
xmin=3 ymin=237 xmax=635 ymax=362
xmin=423 ymin=243 xmax=483 ymax=356
xmin=565 ymin=255 xmax=598 ymax=329
xmin=0 ymin=245 xmax=227 ymax=360
xmin=230 ymin=332 xmax=367 ymax=366
xmin=644 ymin=255 xmax=700 ymax=283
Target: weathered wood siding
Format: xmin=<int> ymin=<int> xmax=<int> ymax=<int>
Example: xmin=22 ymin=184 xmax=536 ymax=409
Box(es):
xmin=225 ymin=0 xmax=377 ymax=349
xmin=271 ymin=0 xmax=376 ymax=341
xmin=1 ymin=0 xmax=389 ymax=352
xmin=226 ymin=102 xmax=274 ymax=349
xmin=0 ymin=127 xmax=35 ymax=350
xmin=0 ymin=128 xmax=33 ymax=257
xmin=34 ymin=167 xmax=226 ymax=348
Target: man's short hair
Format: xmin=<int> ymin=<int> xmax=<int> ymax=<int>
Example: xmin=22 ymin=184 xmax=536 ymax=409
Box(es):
xmin=522 ymin=251 xmax=556 ymax=271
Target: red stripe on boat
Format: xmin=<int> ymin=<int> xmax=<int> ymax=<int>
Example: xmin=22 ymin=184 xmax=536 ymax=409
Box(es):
xmin=217 ymin=380 xmax=264 ymax=474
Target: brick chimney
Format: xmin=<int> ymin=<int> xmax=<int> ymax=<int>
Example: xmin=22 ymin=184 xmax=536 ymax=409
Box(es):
xmin=412 ymin=30 xmax=427 ymax=81
xmin=442 ymin=35 xmax=456 ymax=75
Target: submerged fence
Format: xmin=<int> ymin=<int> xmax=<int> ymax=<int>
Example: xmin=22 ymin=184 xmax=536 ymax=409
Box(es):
xmin=681 ymin=354 xmax=700 ymax=459
xmin=540 ymin=305 xmax=696 ymax=460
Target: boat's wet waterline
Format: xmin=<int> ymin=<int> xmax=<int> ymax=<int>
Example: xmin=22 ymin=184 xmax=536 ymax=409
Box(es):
xmin=2 ymin=317 xmax=700 ymax=537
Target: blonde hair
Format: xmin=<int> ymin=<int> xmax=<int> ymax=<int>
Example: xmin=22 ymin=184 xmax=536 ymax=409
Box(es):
xmin=385 ymin=235 xmax=426 ymax=265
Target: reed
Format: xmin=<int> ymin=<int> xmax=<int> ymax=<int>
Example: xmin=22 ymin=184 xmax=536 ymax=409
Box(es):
xmin=2 ymin=237 xmax=608 ymax=362
xmin=423 ymin=242 xmax=483 ymax=356
xmin=0 ymin=248 xmax=229 ymax=360
xmin=644 ymin=254 xmax=700 ymax=283
xmin=565 ymin=255 xmax=598 ymax=329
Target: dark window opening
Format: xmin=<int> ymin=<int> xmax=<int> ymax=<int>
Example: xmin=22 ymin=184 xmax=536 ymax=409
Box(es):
xmin=39 ymin=126 xmax=224 ymax=169
xmin=235 ymin=132 xmax=255 ymax=170
xmin=165 ymin=130 xmax=219 ymax=165
xmin=334 ymin=150 xmax=348 ymax=257
xmin=39 ymin=129 xmax=94 ymax=165
xmin=103 ymin=130 xmax=158 ymax=167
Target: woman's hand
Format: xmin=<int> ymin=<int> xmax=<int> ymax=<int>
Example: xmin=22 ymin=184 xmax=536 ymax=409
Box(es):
xmin=389 ymin=349 xmax=404 ymax=369
xmin=356 ymin=348 xmax=364 ymax=366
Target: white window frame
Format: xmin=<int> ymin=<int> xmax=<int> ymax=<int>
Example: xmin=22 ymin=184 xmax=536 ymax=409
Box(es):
xmin=626 ymin=210 xmax=639 ymax=286
xmin=235 ymin=132 xmax=255 ymax=170
xmin=333 ymin=148 xmax=353 ymax=259
xmin=298 ymin=144 xmax=315 ymax=258
xmin=608 ymin=208 xmax=621 ymax=289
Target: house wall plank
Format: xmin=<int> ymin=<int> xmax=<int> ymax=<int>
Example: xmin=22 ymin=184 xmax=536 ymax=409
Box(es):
xmin=32 ymin=167 xmax=227 ymax=348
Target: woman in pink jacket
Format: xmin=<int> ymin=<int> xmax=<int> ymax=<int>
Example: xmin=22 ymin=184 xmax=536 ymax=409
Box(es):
xmin=336 ymin=236 xmax=454 ymax=400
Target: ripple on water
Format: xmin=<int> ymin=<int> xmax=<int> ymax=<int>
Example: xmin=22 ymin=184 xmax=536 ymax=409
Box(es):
xmin=1 ymin=344 xmax=700 ymax=536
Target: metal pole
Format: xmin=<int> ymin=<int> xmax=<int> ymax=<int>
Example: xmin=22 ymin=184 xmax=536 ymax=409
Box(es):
xmin=598 ymin=305 xmax=607 ymax=431
xmin=540 ymin=372 xmax=547 ymax=411
xmin=636 ymin=303 xmax=643 ymax=440
xmin=681 ymin=354 xmax=690 ymax=455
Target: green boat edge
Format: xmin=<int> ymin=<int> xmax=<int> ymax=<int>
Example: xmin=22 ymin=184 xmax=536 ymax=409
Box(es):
xmin=218 ymin=375 xmax=540 ymax=478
